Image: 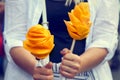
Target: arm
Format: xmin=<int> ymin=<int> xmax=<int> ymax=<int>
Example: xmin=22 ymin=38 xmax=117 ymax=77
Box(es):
xmin=10 ymin=46 xmax=37 ymax=74
xmin=4 ymin=0 xmax=53 ymax=79
xmin=10 ymin=47 xmax=53 ymax=80
xmin=60 ymin=48 xmax=107 ymax=78
xmin=78 ymin=47 xmax=107 ymax=72
xmin=60 ymin=0 xmax=119 ymax=78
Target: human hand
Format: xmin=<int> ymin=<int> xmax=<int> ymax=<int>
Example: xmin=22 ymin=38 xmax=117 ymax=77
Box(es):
xmin=33 ymin=62 xmax=53 ymax=80
xmin=60 ymin=48 xmax=81 ymax=78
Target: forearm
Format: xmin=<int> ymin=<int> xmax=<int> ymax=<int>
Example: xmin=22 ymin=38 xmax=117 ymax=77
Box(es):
xmin=79 ymin=47 xmax=108 ymax=72
xmin=10 ymin=46 xmax=37 ymax=75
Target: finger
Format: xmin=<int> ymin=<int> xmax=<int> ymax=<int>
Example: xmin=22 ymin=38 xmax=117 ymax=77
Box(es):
xmin=60 ymin=64 xmax=78 ymax=75
xmin=63 ymin=53 xmax=80 ymax=62
xmin=61 ymin=58 xmax=80 ymax=70
xmin=45 ymin=62 xmax=53 ymax=69
xmin=33 ymin=73 xmax=53 ymax=80
xmin=60 ymin=69 xmax=75 ymax=78
xmin=60 ymin=48 xmax=71 ymax=55
xmin=36 ymin=67 xmax=52 ymax=75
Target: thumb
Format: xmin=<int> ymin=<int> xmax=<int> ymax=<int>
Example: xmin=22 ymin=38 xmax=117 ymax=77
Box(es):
xmin=45 ymin=62 xmax=53 ymax=69
xmin=60 ymin=48 xmax=71 ymax=56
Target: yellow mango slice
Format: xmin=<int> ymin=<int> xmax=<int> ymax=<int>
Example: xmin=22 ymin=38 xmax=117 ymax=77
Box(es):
xmin=64 ymin=2 xmax=92 ymax=40
xmin=23 ymin=24 xmax=54 ymax=59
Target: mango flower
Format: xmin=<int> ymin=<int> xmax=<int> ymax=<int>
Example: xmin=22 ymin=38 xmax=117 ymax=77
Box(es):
xmin=23 ymin=24 xmax=54 ymax=59
xmin=64 ymin=2 xmax=92 ymax=51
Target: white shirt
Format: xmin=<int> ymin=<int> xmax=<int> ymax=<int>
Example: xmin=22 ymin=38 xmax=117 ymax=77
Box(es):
xmin=3 ymin=0 xmax=119 ymax=80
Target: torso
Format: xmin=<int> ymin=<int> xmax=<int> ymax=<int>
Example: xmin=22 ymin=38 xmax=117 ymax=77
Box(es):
xmin=44 ymin=0 xmax=86 ymax=63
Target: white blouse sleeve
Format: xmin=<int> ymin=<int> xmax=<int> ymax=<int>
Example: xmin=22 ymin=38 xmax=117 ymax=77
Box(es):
xmin=86 ymin=0 xmax=119 ymax=63
xmin=3 ymin=0 xmax=43 ymax=61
